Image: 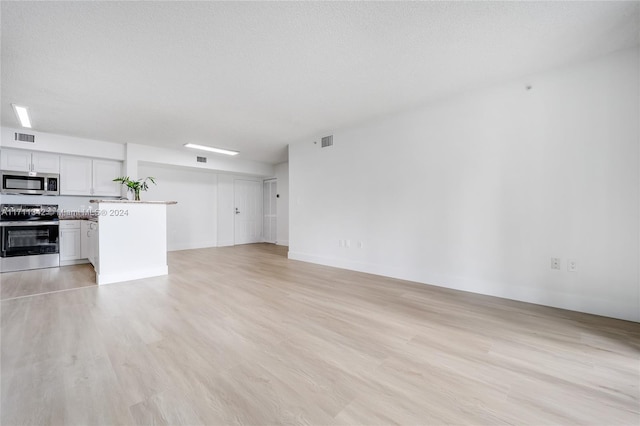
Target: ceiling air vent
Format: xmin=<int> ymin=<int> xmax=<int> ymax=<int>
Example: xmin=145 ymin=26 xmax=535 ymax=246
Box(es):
xmin=196 ymin=156 xmax=207 ymax=163
xmin=321 ymin=135 xmax=333 ymax=148
xmin=14 ymin=132 xmax=35 ymax=143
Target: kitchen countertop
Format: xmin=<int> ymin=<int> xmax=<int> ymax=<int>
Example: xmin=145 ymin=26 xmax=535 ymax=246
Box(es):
xmin=58 ymin=211 xmax=99 ymax=220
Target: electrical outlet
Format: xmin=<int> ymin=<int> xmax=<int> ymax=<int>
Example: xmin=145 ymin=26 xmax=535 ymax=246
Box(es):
xmin=345 ymin=240 xmax=351 ymax=248
xmin=357 ymin=241 xmax=364 ymax=249
xmin=568 ymin=259 xmax=577 ymax=272
xmin=551 ymin=257 xmax=560 ymax=270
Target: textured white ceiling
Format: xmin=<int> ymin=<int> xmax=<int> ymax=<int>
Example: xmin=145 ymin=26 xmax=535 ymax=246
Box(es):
xmin=2 ymin=1 xmax=638 ymax=163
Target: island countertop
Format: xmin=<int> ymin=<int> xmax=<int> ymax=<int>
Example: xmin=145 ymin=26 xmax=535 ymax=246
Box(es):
xmin=89 ymin=200 xmax=177 ymax=205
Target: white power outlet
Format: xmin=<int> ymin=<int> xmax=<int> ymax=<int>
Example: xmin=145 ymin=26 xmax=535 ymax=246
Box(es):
xmin=568 ymin=259 xmax=577 ymax=272
xmin=345 ymin=240 xmax=351 ymax=248
xmin=357 ymin=241 xmax=364 ymax=249
xmin=551 ymin=257 xmax=561 ymax=270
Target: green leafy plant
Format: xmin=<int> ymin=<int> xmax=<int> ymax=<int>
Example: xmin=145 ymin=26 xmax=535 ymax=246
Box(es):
xmin=113 ymin=176 xmax=156 ymax=201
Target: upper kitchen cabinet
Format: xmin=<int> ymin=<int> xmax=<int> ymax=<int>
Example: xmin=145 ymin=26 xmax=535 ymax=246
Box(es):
xmin=32 ymin=153 xmax=60 ymax=173
xmin=0 ymin=148 xmax=60 ymax=173
xmin=60 ymin=156 xmax=92 ymax=195
xmin=60 ymin=156 xmax=122 ymax=197
xmin=92 ymin=159 xmax=122 ymax=196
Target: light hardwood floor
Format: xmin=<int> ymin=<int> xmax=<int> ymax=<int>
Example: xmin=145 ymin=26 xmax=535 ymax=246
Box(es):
xmin=1 ymin=263 xmax=96 ymax=300
xmin=1 ymin=243 xmax=639 ymax=425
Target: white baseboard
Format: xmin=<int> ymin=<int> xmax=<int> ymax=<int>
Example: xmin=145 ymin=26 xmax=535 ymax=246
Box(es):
xmin=60 ymin=258 xmax=90 ymax=267
xmin=168 ymin=240 xmax=217 ymax=251
xmin=216 ymin=240 xmax=234 ymax=247
xmin=276 ymin=239 xmax=289 ymax=246
xmin=97 ymin=264 xmax=168 ymax=285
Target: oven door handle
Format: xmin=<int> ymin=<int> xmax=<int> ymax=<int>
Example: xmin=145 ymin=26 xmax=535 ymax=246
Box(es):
xmin=0 ymin=221 xmax=60 ymax=227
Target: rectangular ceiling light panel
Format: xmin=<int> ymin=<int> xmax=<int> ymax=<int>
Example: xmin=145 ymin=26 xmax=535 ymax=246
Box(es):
xmin=184 ymin=143 xmax=239 ymax=156
xmin=12 ymin=104 xmax=32 ymax=128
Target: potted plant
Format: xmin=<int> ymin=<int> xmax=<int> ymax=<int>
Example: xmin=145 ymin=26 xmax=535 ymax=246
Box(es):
xmin=113 ymin=176 xmax=156 ymax=201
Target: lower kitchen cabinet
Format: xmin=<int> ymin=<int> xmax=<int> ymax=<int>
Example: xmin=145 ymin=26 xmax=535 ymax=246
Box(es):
xmin=59 ymin=220 xmax=90 ymax=266
xmin=84 ymin=220 xmax=99 ymax=269
xmin=81 ymin=221 xmax=91 ymax=259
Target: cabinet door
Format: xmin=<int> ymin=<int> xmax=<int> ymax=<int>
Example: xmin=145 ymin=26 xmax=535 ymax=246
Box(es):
xmin=81 ymin=221 xmax=90 ymax=259
xmin=0 ymin=149 xmax=31 ymax=172
xmin=60 ymin=228 xmax=82 ymax=261
xmin=92 ymin=160 xmax=122 ymax=197
xmin=93 ymin=222 xmax=99 ymax=272
xmin=60 ymin=156 xmax=93 ymax=195
xmin=31 ymin=152 xmax=60 ymax=173
xmin=87 ymin=222 xmax=98 ymax=269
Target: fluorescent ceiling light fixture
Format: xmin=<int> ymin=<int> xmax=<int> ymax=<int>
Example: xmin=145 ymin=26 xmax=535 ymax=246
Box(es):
xmin=12 ymin=104 xmax=32 ymax=128
xmin=184 ymin=143 xmax=239 ymax=156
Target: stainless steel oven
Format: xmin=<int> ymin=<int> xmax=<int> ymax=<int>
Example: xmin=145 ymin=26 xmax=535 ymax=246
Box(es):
xmin=0 ymin=204 xmax=60 ymax=272
xmin=1 ymin=171 xmax=59 ymax=195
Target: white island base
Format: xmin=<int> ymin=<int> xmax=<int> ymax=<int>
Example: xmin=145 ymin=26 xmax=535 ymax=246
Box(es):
xmin=90 ymin=200 xmax=177 ymax=285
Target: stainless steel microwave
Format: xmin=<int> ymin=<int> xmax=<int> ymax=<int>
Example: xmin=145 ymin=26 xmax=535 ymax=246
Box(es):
xmin=1 ymin=171 xmax=59 ymax=195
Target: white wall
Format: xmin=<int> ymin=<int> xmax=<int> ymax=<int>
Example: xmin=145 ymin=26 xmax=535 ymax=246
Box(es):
xmin=127 ymin=144 xmax=274 ymax=249
xmin=275 ymin=161 xmax=289 ymax=246
xmin=289 ymin=47 xmax=640 ymax=322
xmin=126 ymin=143 xmax=274 ymax=179
xmin=135 ymin=163 xmax=268 ymax=251
xmin=1 ymin=127 xmax=125 ymax=160
xmin=138 ymin=163 xmax=218 ymax=251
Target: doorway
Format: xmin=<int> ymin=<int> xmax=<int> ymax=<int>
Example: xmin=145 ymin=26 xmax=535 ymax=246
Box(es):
xmin=233 ymin=179 xmax=262 ymax=245
xmin=263 ymin=179 xmax=277 ymax=243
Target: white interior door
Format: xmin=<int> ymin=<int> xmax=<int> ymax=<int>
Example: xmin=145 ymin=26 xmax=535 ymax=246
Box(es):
xmin=234 ymin=179 xmax=262 ymax=245
xmin=263 ymin=179 xmax=277 ymax=243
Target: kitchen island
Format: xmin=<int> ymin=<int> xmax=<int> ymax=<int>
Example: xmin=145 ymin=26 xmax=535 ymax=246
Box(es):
xmin=89 ymin=199 xmax=177 ymax=285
